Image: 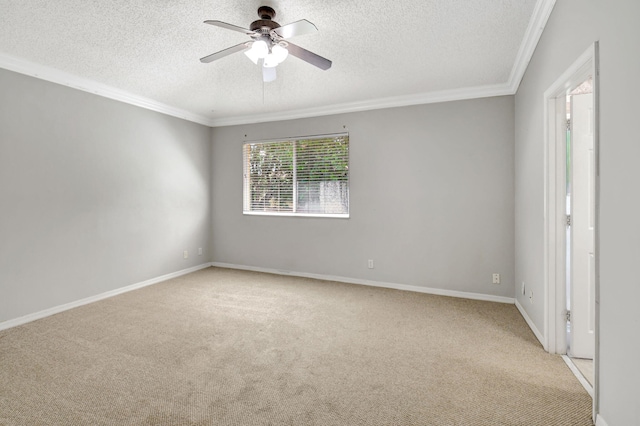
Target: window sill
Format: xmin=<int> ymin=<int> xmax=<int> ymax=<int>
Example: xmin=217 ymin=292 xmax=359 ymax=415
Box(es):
xmin=243 ymin=211 xmax=349 ymax=219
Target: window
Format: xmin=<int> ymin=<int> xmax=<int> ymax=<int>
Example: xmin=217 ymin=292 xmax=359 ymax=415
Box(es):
xmin=243 ymin=134 xmax=349 ymax=217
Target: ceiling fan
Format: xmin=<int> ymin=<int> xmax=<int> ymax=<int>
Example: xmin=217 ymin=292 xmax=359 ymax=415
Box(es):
xmin=200 ymin=6 xmax=332 ymax=82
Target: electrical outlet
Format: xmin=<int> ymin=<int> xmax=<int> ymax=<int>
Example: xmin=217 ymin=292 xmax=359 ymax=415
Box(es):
xmin=183 ymin=250 xmax=188 ymax=259
xmin=492 ymin=273 xmax=500 ymax=284
xmin=529 ymin=289 xmax=534 ymax=304
xmin=367 ymin=259 xmax=374 ymax=269
xmin=522 ymin=282 xmax=526 ymax=295
xmin=198 ymin=247 xmax=203 ymax=256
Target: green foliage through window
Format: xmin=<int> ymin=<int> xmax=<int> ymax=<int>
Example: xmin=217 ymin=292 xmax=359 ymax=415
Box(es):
xmin=243 ymin=134 xmax=349 ymax=216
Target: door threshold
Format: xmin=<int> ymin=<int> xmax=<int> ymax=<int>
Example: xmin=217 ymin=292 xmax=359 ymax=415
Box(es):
xmin=562 ymin=355 xmax=594 ymax=397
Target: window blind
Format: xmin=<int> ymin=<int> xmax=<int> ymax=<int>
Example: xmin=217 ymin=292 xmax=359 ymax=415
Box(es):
xmin=243 ymin=134 xmax=349 ymax=217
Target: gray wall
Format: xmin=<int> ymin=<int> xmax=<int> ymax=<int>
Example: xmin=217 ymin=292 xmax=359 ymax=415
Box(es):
xmin=211 ymin=96 xmax=515 ymax=299
xmin=515 ymin=1 xmax=640 ymax=424
xmin=514 ymin=1 xmax=598 ymax=333
xmin=0 ymin=68 xmax=212 ymax=323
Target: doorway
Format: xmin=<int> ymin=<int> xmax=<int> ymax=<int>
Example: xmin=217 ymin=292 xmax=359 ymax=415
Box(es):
xmin=565 ymin=80 xmax=595 ymax=385
xmin=543 ymin=43 xmax=599 ymax=418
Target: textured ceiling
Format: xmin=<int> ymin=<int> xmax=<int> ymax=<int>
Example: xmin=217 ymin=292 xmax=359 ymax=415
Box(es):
xmin=0 ymin=0 xmax=539 ymax=125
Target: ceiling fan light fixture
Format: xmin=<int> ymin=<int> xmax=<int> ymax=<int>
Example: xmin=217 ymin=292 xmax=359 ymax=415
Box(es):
xmin=244 ymin=39 xmax=269 ymax=64
xmin=244 ymin=49 xmax=259 ymax=64
xmin=262 ymin=65 xmax=277 ymax=82
xmin=263 ymin=53 xmax=279 ymax=68
xmin=272 ymin=44 xmax=289 ymax=63
xmin=263 ymin=44 xmax=288 ymax=68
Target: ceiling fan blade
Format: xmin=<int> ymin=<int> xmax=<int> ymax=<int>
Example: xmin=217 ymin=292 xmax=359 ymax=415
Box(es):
xmin=204 ymin=20 xmax=255 ymax=36
xmin=200 ymin=42 xmax=249 ymax=63
xmin=273 ymin=19 xmax=318 ymax=39
xmin=285 ymin=42 xmax=332 ymax=70
xmin=263 ymin=65 xmax=277 ymax=83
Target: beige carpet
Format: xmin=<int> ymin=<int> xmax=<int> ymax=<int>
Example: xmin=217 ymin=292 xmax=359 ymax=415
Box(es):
xmin=0 ymin=267 xmax=592 ymax=425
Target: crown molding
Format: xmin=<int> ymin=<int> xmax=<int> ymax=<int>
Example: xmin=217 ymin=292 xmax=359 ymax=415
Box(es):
xmin=210 ymin=0 xmax=557 ymax=127
xmin=1 ymin=0 xmax=555 ymax=129
xmin=210 ymin=83 xmax=514 ymax=127
xmin=507 ymin=0 xmax=557 ymax=92
xmin=0 ymin=52 xmax=214 ymax=127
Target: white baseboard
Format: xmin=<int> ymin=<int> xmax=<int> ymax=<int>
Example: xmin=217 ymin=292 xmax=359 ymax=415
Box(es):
xmin=595 ymin=414 xmax=608 ymax=426
xmin=515 ymin=299 xmax=545 ymax=346
xmin=210 ymin=262 xmax=515 ymax=304
xmin=0 ymin=263 xmax=212 ymax=332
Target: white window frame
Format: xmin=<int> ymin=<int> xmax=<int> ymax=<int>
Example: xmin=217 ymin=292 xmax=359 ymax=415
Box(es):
xmin=242 ymin=133 xmax=350 ymax=218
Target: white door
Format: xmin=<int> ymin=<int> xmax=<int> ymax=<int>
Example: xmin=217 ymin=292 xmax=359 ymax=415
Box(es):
xmin=569 ymin=93 xmax=595 ymax=359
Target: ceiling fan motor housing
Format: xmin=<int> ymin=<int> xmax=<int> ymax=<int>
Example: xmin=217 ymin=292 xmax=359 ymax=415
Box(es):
xmin=257 ymin=6 xmax=276 ymax=20
xmin=250 ymin=20 xmax=280 ymax=32
xmin=250 ymin=6 xmax=280 ymax=33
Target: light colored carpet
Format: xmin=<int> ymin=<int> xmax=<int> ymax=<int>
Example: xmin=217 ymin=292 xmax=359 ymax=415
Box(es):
xmin=0 ymin=267 xmax=592 ymax=425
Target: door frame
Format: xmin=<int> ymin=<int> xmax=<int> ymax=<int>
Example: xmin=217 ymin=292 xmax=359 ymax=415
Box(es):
xmin=543 ymin=42 xmax=599 ymax=414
